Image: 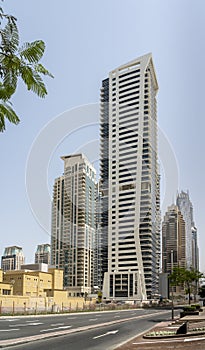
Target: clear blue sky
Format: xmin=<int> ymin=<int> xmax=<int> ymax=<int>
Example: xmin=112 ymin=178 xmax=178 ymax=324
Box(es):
xmin=1 ymin=0 xmax=205 ymax=270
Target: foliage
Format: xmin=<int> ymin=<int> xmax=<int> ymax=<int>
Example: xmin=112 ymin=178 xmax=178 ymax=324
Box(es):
xmin=169 ymin=267 xmax=204 ymax=304
xmin=145 ymin=330 xmax=176 ymax=337
xmin=97 ymin=291 xmax=102 ymax=303
xmin=199 ymin=285 xmax=205 ymax=299
xmin=0 ymin=4 xmax=53 ymax=131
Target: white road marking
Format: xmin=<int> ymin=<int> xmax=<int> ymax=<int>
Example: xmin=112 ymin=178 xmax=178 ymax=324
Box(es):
xmin=26 ymin=322 xmax=43 ymax=326
xmin=67 ymin=317 xmax=77 ymax=319
xmin=93 ymin=330 xmax=119 ymax=339
xmin=25 ymin=320 xmax=40 ymax=323
xmin=114 ymin=315 xmax=120 ymax=318
xmin=0 ymin=329 xmax=20 ymax=332
xmin=89 ymin=318 xmax=97 ymax=321
xmin=40 ymin=326 xmax=72 ymax=332
xmin=3 ymin=319 xmax=20 ymax=322
xmin=9 ymin=323 xmax=43 ymax=327
xmin=50 ymin=323 xmax=65 ymax=326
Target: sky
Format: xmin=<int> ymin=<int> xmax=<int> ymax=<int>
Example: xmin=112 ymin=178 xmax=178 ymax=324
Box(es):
xmin=1 ymin=0 xmax=205 ymax=270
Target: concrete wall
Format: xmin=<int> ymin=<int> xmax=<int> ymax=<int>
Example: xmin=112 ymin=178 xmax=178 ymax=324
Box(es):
xmin=0 ymin=295 xmax=95 ymax=314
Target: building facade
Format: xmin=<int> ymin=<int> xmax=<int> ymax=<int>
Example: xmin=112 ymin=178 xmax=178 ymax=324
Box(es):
xmin=102 ymin=53 xmax=160 ymax=300
xmin=99 ymin=78 xmax=110 ymax=290
xmin=176 ymin=190 xmax=198 ymax=269
xmin=93 ymin=182 xmax=103 ymax=290
xmin=3 ymin=267 xmax=65 ymax=297
xmin=51 ymin=154 xmax=96 ymax=296
xmin=162 ymin=205 xmax=186 ymax=273
xmin=1 ymin=246 xmax=25 ymax=272
xmin=192 ymin=226 xmax=199 ymax=271
xmin=35 ymin=244 xmax=51 ymax=265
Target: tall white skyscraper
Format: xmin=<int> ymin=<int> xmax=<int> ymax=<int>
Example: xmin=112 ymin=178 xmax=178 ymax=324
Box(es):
xmin=102 ymin=53 xmax=160 ymax=300
xmin=51 ymin=154 xmax=96 ymax=296
xmin=176 ymin=190 xmax=199 ymax=270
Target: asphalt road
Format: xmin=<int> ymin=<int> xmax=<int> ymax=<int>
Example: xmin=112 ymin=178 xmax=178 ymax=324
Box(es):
xmin=0 ymin=309 xmax=177 ymax=349
xmin=0 ymin=308 xmax=170 ymax=341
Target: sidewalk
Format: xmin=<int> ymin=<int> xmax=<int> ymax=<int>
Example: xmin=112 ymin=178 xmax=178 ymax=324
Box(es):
xmin=115 ymin=308 xmax=205 ymax=350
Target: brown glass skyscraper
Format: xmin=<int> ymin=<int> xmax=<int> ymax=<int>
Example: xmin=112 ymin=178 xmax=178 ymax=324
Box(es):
xmin=162 ymin=205 xmax=186 ymax=273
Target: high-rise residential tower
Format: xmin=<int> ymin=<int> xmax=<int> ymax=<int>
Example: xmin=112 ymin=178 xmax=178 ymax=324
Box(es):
xmin=99 ymin=79 xmax=109 ymax=289
xmin=35 ymin=244 xmax=51 ymax=265
xmin=162 ymin=205 xmax=186 ymax=273
xmin=176 ymin=190 xmax=197 ymax=269
xmin=102 ymin=53 xmax=160 ymax=300
xmin=1 ymin=246 xmax=25 ymax=271
xmin=51 ymin=154 xmax=96 ymax=296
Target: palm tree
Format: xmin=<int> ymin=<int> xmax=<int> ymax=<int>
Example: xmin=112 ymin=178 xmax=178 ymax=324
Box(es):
xmin=0 ymin=6 xmax=53 ymax=131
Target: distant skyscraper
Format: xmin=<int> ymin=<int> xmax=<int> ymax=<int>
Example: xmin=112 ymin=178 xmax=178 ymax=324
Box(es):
xmin=101 ymin=53 xmax=160 ymax=300
xmin=1 ymin=246 xmax=25 ymax=271
xmin=162 ymin=205 xmax=186 ymax=273
xmin=192 ymin=226 xmax=199 ymax=271
xmin=176 ymin=190 xmax=197 ymax=269
xmin=35 ymin=244 xmax=51 ymax=265
xmin=51 ymin=154 xmax=96 ymax=296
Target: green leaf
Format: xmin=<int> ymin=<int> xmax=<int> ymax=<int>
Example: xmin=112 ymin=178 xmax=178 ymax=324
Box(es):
xmin=0 ymin=100 xmax=20 ymax=131
xmin=34 ymin=63 xmax=54 ymax=78
xmin=0 ymin=19 xmax=19 ymax=54
xmin=20 ymin=64 xmax=47 ymax=97
xmin=19 ymin=40 xmax=45 ymax=63
xmin=0 ymin=81 xmax=16 ymax=100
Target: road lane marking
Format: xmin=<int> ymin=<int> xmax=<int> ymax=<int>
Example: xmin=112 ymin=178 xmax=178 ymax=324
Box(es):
xmin=89 ymin=318 xmax=97 ymax=321
xmin=9 ymin=323 xmax=43 ymax=327
xmin=2 ymin=319 xmax=20 ymax=322
xmin=50 ymin=323 xmax=65 ymax=326
xmin=40 ymin=326 xmax=72 ymax=332
xmin=114 ymin=315 xmax=120 ymax=318
xmin=93 ymin=330 xmax=119 ymax=339
xmin=0 ymin=329 xmax=20 ymax=332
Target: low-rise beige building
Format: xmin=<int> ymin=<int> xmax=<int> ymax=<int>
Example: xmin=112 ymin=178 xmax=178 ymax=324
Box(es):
xmin=3 ymin=268 xmax=65 ymax=298
xmin=0 ymin=268 xmax=94 ymax=313
xmin=0 ymin=269 xmax=13 ymax=296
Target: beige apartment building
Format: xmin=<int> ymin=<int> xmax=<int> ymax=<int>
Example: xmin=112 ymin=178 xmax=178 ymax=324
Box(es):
xmin=51 ymin=154 xmax=96 ymax=297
